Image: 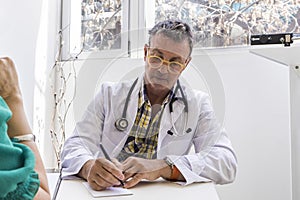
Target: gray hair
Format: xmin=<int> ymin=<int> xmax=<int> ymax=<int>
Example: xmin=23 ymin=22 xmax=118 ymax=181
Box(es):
xmin=148 ymin=20 xmax=194 ymax=56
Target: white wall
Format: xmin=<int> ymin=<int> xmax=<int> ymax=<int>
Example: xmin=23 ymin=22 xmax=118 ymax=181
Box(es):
xmin=0 ymin=0 xmax=43 ymax=125
xmin=0 ymin=0 xmax=61 ymax=167
xmin=210 ymin=49 xmax=292 ymax=200
xmin=60 ymin=48 xmax=292 ymax=200
xmin=290 ymin=66 xmax=300 ymax=200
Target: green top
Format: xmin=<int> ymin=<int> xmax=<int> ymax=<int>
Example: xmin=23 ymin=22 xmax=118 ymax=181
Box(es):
xmin=0 ymin=96 xmax=40 ymax=200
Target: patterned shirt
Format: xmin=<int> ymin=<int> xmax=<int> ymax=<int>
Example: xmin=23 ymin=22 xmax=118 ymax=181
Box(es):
xmin=117 ymin=84 xmax=172 ymax=162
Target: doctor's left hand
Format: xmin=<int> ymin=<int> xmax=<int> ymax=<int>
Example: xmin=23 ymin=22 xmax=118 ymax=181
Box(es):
xmin=121 ymin=157 xmax=171 ymax=188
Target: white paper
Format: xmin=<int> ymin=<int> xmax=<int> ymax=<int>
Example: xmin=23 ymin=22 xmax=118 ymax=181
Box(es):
xmin=82 ymin=182 xmax=133 ymax=197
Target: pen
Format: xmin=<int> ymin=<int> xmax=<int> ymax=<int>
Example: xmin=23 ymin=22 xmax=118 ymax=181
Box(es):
xmin=99 ymin=143 xmax=125 ymax=186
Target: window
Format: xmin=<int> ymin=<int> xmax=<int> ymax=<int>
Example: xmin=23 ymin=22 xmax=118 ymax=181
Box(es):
xmin=63 ymin=0 xmax=300 ymax=60
xmin=154 ymin=0 xmax=300 ymax=48
xmin=63 ymin=0 xmax=129 ymax=60
xmin=81 ymin=0 xmax=122 ymax=51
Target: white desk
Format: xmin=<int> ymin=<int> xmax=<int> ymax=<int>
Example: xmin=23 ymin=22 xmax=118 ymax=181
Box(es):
xmin=54 ymin=179 xmax=219 ymax=200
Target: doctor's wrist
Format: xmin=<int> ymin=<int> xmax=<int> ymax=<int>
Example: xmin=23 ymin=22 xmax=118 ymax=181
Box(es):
xmin=162 ymin=158 xmax=183 ymax=181
xmin=159 ymin=160 xmax=172 ymax=180
xmin=78 ymin=159 xmax=94 ymax=180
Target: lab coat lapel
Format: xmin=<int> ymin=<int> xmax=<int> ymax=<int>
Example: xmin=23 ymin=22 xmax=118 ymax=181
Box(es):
xmin=111 ymin=76 xmax=142 ymax=157
xmin=126 ymin=75 xmax=143 ymax=127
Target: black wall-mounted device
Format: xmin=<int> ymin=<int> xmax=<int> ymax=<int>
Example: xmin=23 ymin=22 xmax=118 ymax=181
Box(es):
xmin=251 ymin=33 xmax=293 ymax=47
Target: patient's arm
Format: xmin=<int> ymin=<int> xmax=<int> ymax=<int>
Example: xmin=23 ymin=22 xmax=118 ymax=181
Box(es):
xmin=0 ymin=57 xmax=50 ymax=200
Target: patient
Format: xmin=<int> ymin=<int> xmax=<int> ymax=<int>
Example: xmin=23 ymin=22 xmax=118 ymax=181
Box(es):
xmin=0 ymin=57 xmax=50 ymax=200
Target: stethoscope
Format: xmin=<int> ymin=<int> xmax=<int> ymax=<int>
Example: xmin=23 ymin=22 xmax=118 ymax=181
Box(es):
xmin=115 ymin=78 xmax=192 ymax=136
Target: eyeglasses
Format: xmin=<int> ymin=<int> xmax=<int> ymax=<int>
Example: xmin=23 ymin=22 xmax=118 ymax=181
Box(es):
xmin=147 ymin=55 xmax=186 ymax=74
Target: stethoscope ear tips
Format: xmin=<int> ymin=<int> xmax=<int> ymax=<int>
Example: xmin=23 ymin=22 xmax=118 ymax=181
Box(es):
xmin=115 ymin=118 xmax=129 ymax=131
xmin=167 ymin=130 xmax=174 ymax=135
xmin=186 ymin=128 xmax=192 ymax=133
xmin=167 ymin=128 xmax=192 ymax=136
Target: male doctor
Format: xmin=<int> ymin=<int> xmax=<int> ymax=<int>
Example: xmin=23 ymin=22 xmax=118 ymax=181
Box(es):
xmin=61 ymin=19 xmax=237 ymax=190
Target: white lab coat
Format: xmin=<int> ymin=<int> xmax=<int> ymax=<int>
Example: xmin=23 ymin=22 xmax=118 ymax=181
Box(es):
xmin=61 ymin=74 xmax=237 ymax=185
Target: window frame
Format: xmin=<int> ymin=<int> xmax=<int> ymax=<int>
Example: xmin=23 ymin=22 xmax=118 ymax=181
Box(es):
xmin=62 ymin=0 xmax=131 ymax=61
xmin=63 ymin=0 xmax=300 ymax=61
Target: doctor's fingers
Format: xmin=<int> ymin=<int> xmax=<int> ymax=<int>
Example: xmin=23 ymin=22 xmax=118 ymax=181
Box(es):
xmin=122 ymin=157 xmax=145 ymax=170
xmin=124 ymin=171 xmax=163 ymax=188
xmin=123 ymin=173 xmax=145 ymax=189
xmin=95 ymin=158 xmax=124 ymax=180
xmin=87 ymin=163 xmax=122 ymax=187
xmin=123 ymin=171 xmax=137 ymax=180
xmin=122 ymin=157 xmax=158 ymax=174
xmin=87 ymin=176 xmax=111 ymax=191
xmin=111 ymin=158 xmax=124 ymax=171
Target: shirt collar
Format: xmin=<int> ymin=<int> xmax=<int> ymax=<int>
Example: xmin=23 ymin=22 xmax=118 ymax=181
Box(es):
xmin=138 ymin=78 xmax=174 ymax=109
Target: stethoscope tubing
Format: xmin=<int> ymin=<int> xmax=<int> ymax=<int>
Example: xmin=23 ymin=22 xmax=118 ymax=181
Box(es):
xmin=115 ymin=77 xmax=190 ymax=136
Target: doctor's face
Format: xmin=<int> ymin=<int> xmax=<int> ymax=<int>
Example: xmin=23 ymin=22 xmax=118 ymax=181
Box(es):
xmin=144 ymin=33 xmax=191 ymax=92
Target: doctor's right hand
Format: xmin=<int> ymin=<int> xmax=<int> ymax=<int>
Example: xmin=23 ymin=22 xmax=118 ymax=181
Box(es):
xmin=78 ymin=158 xmax=125 ymax=191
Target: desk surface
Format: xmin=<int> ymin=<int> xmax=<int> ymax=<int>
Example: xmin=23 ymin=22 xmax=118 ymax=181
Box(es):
xmin=55 ymin=179 xmax=219 ymax=200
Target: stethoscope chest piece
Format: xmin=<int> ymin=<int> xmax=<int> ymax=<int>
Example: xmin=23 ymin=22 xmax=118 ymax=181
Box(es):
xmin=115 ymin=118 xmax=129 ymax=131
xmin=114 ymin=78 xmax=191 ymax=135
